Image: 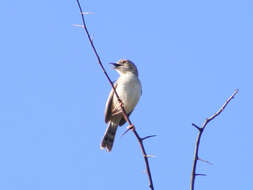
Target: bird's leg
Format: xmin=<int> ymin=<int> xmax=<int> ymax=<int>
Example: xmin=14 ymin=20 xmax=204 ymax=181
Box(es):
xmin=127 ymin=124 xmax=134 ymax=130
xmin=111 ymin=109 xmax=122 ymax=116
xmin=119 ymin=100 xmax=124 ymax=108
xmin=112 ymin=101 xmax=125 ymax=116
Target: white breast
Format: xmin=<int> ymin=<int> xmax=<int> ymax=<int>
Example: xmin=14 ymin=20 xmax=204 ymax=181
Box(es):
xmin=114 ymin=73 xmax=142 ymax=114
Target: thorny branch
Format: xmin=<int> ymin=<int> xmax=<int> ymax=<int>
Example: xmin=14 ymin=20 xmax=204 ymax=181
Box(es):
xmin=75 ymin=1 xmax=154 ymax=189
xmin=190 ymin=89 xmax=239 ymax=190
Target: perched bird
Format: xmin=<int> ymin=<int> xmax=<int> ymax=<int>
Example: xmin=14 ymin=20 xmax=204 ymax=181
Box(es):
xmin=100 ymin=59 xmax=142 ymax=152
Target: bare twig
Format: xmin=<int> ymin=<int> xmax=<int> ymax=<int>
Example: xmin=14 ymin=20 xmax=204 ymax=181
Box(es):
xmin=190 ymin=89 xmax=239 ymax=190
xmin=75 ymin=1 xmax=154 ymax=189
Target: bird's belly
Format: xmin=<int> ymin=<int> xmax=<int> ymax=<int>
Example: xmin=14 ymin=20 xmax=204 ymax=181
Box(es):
xmin=115 ymin=81 xmax=141 ymax=114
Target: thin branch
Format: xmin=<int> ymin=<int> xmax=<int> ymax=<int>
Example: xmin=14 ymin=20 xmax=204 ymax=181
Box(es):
xmin=190 ymin=89 xmax=239 ymax=190
xmin=75 ymin=1 xmax=154 ymax=189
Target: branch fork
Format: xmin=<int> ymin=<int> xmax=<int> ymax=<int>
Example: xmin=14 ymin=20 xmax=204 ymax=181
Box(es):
xmin=190 ymin=89 xmax=239 ymax=190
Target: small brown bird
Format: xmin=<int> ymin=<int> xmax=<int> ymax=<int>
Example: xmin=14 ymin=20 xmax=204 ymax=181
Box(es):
xmin=100 ymin=59 xmax=142 ymax=152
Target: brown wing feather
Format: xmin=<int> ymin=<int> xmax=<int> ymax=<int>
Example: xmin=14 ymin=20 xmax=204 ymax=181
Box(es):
xmin=104 ymin=82 xmax=118 ymax=123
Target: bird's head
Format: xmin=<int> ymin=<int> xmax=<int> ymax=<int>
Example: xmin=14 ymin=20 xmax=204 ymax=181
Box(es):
xmin=110 ymin=59 xmax=138 ymax=76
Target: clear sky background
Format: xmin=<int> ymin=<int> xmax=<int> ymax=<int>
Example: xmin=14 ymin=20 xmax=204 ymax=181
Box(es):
xmin=0 ymin=0 xmax=252 ymax=189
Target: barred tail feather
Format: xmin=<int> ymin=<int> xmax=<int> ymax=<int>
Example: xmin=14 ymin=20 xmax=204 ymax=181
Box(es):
xmin=100 ymin=122 xmax=118 ymax=152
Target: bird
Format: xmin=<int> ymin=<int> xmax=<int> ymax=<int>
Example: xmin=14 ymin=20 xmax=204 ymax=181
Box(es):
xmin=100 ymin=59 xmax=142 ymax=152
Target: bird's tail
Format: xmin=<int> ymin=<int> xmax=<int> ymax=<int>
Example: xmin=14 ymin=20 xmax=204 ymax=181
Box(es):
xmin=100 ymin=121 xmax=118 ymax=152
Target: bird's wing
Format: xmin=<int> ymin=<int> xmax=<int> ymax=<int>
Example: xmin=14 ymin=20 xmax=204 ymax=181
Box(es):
xmin=104 ymin=82 xmax=118 ymax=123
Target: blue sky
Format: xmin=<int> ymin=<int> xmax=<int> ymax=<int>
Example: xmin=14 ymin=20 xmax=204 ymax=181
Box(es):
xmin=0 ymin=0 xmax=252 ymax=189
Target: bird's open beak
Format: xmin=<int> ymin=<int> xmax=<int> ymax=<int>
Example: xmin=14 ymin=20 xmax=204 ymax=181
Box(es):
xmin=109 ymin=62 xmax=120 ymax=68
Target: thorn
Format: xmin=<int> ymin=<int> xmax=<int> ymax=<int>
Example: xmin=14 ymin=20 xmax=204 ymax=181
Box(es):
xmin=121 ymin=128 xmax=131 ymax=136
xmin=195 ymin=173 xmax=206 ymax=176
xmin=141 ymin=135 xmax=157 ymax=141
xmin=144 ymin=154 xmax=156 ymax=158
xmin=192 ymin=123 xmax=202 ymax=131
xmin=81 ymin=11 xmax=94 ymax=15
xmin=198 ymin=157 xmax=213 ymax=165
xmin=121 ymin=124 xmax=134 ymax=136
xmin=72 ymin=24 xmax=85 ymax=28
